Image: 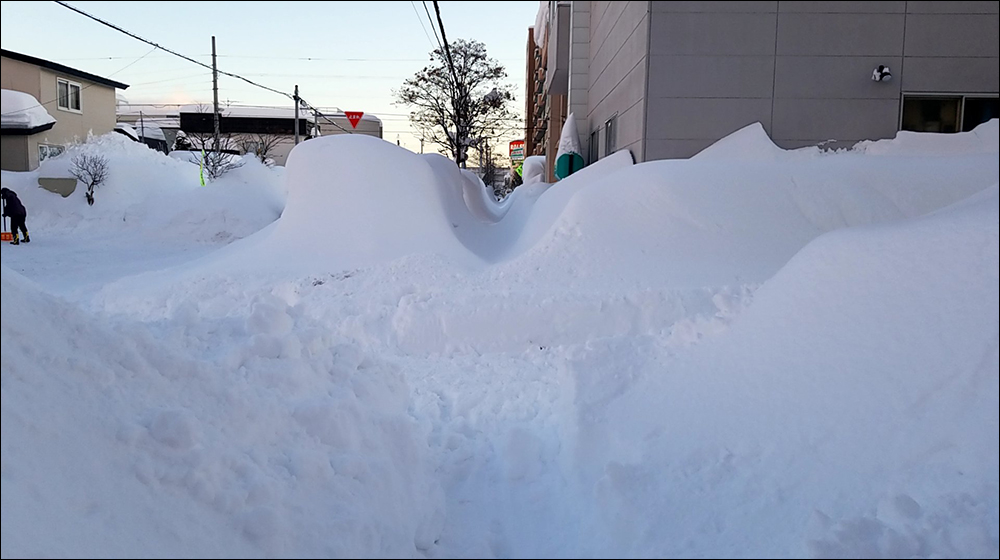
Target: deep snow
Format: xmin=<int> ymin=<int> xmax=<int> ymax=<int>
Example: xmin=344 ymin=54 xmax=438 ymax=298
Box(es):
xmin=1 ymin=121 xmax=997 ymax=559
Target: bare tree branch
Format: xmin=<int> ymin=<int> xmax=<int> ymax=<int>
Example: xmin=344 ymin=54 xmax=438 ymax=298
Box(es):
xmin=70 ymin=153 xmax=110 ymax=206
xmin=237 ymin=132 xmax=283 ymax=166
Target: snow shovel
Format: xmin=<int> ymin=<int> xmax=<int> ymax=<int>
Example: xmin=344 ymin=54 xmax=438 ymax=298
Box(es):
xmin=0 ymin=198 xmax=11 ymax=242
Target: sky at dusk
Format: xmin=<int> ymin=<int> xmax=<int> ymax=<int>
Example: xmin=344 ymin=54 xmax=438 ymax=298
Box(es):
xmin=0 ymin=0 xmax=540 ymax=153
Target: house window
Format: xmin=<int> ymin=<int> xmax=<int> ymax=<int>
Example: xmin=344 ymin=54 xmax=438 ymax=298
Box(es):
xmin=38 ymin=144 xmax=66 ymax=163
xmin=57 ymin=78 xmax=82 ymax=112
xmin=902 ymin=95 xmax=999 ymax=134
xmin=589 ymin=129 xmax=600 ymax=163
xmin=605 ymin=115 xmax=617 ymax=156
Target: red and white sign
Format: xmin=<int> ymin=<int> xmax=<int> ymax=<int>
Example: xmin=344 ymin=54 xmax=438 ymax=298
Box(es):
xmin=345 ymin=112 xmax=364 ymax=129
xmin=509 ymin=140 xmax=525 ymax=161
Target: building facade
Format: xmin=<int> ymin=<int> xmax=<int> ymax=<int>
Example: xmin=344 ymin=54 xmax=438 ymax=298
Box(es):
xmin=533 ymin=1 xmax=999 ymax=167
xmin=1 ymin=49 xmax=128 ymax=171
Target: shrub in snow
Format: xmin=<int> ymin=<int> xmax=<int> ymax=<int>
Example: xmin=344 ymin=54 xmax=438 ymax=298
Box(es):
xmin=69 ymin=153 xmax=110 ymax=206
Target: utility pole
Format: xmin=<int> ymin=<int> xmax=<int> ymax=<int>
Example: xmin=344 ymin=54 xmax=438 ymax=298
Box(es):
xmin=139 ymin=110 xmax=145 ymax=143
xmin=294 ymin=85 xmax=300 ymax=145
xmin=211 ymin=36 xmax=221 ymax=155
xmin=313 ymin=109 xmax=320 ymax=138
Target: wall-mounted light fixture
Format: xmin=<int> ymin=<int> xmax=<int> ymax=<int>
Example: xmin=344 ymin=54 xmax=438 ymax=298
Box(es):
xmin=872 ymin=65 xmax=892 ymax=82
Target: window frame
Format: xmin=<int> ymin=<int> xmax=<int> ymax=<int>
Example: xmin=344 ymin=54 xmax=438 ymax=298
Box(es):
xmin=38 ymin=143 xmax=66 ymax=163
xmin=900 ymin=93 xmax=999 ymax=133
xmin=589 ymin=129 xmax=600 ymax=163
xmin=604 ymin=115 xmax=617 ymax=157
xmin=56 ymin=77 xmax=83 ymax=113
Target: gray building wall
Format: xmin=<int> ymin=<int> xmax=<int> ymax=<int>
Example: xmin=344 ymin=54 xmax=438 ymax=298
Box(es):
xmin=588 ymin=1 xmax=651 ymax=162
xmin=1 ymin=136 xmax=30 ymax=172
xmin=645 ymin=1 xmax=779 ymax=159
xmin=640 ymin=0 xmax=999 ymax=160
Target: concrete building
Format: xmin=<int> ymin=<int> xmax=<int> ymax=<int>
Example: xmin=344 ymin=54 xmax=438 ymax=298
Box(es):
xmin=1 ymin=49 xmax=129 ymax=171
xmin=533 ymin=1 xmax=999 ymax=167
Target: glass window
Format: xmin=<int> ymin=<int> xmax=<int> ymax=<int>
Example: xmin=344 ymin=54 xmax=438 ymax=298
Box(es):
xmin=589 ymin=129 xmax=599 ymax=163
xmin=901 ymin=97 xmax=961 ymax=133
xmin=962 ymin=97 xmax=999 ymax=132
xmin=38 ymin=144 xmax=66 ymax=163
xmin=605 ymin=116 xmax=617 ymax=156
xmin=57 ymin=78 xmax=82 ymax=112
xmin=57 ymin=80 xmax=69 ymax=109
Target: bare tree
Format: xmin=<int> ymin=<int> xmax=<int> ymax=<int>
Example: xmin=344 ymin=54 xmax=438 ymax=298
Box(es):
xmin=202 ymin=142 xmax=244 ymax=181
xmin=180 ymin=104 xmax=244 ymax=180
xmin=70 ymin=153 xmax=110 ymax=206
xmin=395 ymin=39 xmax=516 ymax=168
xmin=237 ymin=132 xmax=283 ymax=166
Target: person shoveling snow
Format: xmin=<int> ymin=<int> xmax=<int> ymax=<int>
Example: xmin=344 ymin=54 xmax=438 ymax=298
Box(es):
xmin=1 ymin=187 xmax=30 ymax=245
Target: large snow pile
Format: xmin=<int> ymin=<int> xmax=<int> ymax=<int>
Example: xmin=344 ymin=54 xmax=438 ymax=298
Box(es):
xmin=0 ymin=264 xmax=445 ymax=558
xmin=568 ymin=186 xmax=999 ymax=558
xmin=1 ymin=120 xmax=997 ymax=559
xmin=0 ymin=89 xmax=56 ymax=130
xmin=1 ymin=133 xmax=284 ymax=244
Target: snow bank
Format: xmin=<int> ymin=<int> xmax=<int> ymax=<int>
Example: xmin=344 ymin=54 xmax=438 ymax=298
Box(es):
xmin=0 ymin=263 xmax=445 ymax=558
xmin=503 ymin=120 xmax=1000 ymax=290
xmin=0 ymin=89 xmax=56 ymax=130
xmin=569 ymin=186 xmax=999 ymax=558
xmin=854 ymin=118 xmax=999 ymax=156
xmin=0 ymin=133 xmax=283 ymax=244
xmin=522 ymin=155 xmax=547 ymax=185
xmin=89 ymin=123 xmax=997 ymax=355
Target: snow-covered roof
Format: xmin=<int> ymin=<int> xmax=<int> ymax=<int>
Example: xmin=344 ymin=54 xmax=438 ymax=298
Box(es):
xmin=114 ymin=123 xmax=140 ymax=141
xmin=1 ymin=89 xmax=57 ymax=132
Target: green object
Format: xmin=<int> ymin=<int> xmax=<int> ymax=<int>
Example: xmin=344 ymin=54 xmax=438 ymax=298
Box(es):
xmin=555 ymin=113 xmax=585 ymax=180
xmin=555 ymin=152 xmax=585 ymax=180
xmin=515 ymin=163 xmax=523 ymax=177
xmin=200 ymin=150 xmax=206 ymax=186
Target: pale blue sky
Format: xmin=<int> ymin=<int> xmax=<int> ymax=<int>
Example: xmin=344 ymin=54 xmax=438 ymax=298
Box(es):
xmin=1 ymin=0 xmax=540 ymax=153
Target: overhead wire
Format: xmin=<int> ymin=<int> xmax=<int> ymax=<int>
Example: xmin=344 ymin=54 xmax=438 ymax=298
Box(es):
xmin=410 ymin=1 xmax=436 ymax=49
xmin=1 ymin=45 xmax=160 ymax=116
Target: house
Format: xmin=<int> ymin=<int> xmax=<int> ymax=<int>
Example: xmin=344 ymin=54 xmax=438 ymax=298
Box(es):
xmin=1 ymin=48 xmax=129 ymax=171
xmin=532 ymin=1 xmax=999 ymax=176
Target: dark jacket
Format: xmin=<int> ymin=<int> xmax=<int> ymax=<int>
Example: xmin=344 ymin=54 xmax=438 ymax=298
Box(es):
xmin=1 ymin=188 xmax=26 ymax=220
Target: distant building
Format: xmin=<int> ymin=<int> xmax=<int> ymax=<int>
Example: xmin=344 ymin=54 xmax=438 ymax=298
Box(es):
xmin=525 ymin=26 xmax=548 ymax=160
xmin=1 ymin=48 xmax=129 ymax=171
xmin=122 ymin=105 xmax=384 ymax=167
xmin=530 ymin=1 xmax=999 ymax=169
xmin=116 ymin=99 xmax=182 ymax=153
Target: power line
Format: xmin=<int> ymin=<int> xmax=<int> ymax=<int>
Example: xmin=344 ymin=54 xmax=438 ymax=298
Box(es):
xmin=52 ymin=1 xmax=293 ymax=102
xmin=410 ymin=1 xmax=436 ymax=48
xmin=1 ymin=45 xmax=163 ymax=117
xmin=431 ymin=1 xmax=460 ymax=87
xmin=422 ymin=1 xmax=444 ymax=51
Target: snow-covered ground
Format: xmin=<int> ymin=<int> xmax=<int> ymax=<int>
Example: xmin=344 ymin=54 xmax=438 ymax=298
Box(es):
xmin=1 ymin=122 xmax=997 ymax=559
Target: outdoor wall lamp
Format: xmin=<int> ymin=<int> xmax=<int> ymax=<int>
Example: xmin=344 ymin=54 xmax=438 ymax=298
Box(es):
xmin=872 ymin=65 xmax=892 ymax=82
